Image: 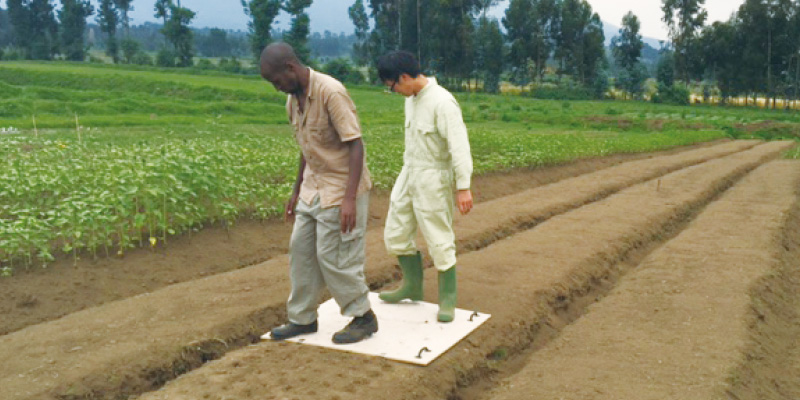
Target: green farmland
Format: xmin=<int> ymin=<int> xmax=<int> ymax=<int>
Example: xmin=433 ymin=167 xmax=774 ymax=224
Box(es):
xmin=1 ymin=61 xmax=799 ymax=274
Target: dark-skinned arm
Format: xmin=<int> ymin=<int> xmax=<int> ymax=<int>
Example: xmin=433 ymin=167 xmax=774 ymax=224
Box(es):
xmin=340 ymin=138 xmax=364 ymax=233
xmin=285 ymin=152 xmax=306 ymax=223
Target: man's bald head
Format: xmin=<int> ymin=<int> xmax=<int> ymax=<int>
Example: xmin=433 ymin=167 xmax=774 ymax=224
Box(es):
xmin=259 ymin=42 xmax=307 ymax=95
xmin=260 ymin=42 xmax=301 ymax=73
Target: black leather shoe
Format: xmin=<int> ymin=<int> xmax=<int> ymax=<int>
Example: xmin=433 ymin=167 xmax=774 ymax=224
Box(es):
xmin=270 ymin=321 xmax=318 ymax=340
xmin=332 ymin=310 xmax=378 ymax=344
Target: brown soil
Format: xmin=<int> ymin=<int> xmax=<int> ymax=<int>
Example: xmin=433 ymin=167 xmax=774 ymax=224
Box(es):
xmin=483 ymin=160 xmax=800 ymax=400
xmin=5 ymin=140 xmax=800 ymax=400
xmin=130 ymin=141 xmax=793 ymax=400
xmin=0 ymin=139 xmax=729 ymax=336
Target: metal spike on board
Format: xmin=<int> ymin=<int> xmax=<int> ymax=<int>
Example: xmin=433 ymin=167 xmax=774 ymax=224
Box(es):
xmin=416 ymin=347 xmax=431 ymax=359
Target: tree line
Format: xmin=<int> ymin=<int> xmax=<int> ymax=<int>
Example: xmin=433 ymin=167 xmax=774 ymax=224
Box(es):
xmin=3 ymin=0 xmax=800 ymax=106
xmin=3 ymin=0 xmax=196 ymax=66
xmin=338 ymin=0 xmax=800 ymax=104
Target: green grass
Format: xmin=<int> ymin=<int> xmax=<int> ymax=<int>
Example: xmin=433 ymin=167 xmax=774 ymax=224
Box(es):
xmin=1 ymin=61 xmax=798 ymax=275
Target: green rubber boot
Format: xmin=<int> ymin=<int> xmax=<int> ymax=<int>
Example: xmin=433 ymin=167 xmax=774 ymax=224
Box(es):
xmin=437 ymin=267 xmax=457 ymax=323
xmin=379 ymin=252 xmax=424 ymax=303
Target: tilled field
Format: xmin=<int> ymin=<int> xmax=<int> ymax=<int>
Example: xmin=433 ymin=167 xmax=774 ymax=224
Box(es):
xmin=3 ymin=140 xmax=799 ymax=400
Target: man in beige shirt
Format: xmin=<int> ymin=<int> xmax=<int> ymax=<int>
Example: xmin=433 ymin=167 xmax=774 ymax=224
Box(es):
xmin=260 ymin=43 xmax=377 ymax=344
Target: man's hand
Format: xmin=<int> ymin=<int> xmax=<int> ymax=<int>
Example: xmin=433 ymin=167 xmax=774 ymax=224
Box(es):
xmin=340 ymin=197 xmax=357 ymax=233
xmin=285 ymin=194 xmax=300 ymax=223
xmin=457 ymin=189 xmax=473 ymax=215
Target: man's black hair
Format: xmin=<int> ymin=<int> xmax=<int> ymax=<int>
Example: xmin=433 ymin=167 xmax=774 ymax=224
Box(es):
xmin=377 ymin=51 xmax=422 ymax=83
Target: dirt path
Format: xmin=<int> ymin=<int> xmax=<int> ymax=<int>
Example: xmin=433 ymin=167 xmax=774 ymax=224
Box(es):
xmin=484 ymin=160 xmax=800 ymax=400
xmin=130 ymin=142 xmax=791 ymax=400
xmin=0 ymin=140 xmax=788 ymax=400
xmin=0 ymin=140 xmax=733 ymax=336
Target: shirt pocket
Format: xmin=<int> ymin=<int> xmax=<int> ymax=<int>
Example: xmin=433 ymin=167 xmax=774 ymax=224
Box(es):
xmin=414 ymin=120 xmax=436 ymax=135
xmin=310 ymin=124 xmax=339 ymax=148
xmin=413 ymin=120 xmax=446 ymax=160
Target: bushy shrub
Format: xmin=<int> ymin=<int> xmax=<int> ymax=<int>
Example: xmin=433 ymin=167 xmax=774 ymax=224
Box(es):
xmin=1 ymin=48 xmax=23 ymax=61
xmin=131 ymin=52 xmax=153 ymax=66
xmin=88 ymin=54 xmax=105 ymax=63
xmin=196 ymin=59 xmax=214 ymax=70
xmin=652 ymin=82 xmax=690 ymax=105
xmin=218 ymin=57 xmax=242 ymax=74
xmin=121 ymin=39 xmax=142 ymax=64
xmin=156 ymin=48 xmax=176 ymax=68
xmin=322 ymin=58 xmax=364 ymax=85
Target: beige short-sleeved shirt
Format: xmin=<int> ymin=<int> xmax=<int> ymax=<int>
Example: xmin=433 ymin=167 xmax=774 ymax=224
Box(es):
xmin=286 ymin=69 xmax=372 ymax=208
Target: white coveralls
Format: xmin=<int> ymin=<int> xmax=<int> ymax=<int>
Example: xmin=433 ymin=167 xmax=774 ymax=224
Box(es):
xmin=384 ymin=77 xmax=473 ymax=271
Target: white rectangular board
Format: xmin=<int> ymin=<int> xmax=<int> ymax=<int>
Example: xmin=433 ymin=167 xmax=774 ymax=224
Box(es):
xmin=261 ymin=292 xmax=491 ymax=365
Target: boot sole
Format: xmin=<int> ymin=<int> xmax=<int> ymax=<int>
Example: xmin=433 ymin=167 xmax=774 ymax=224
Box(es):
xmin=378 ymin=292 xmax=424 ymax=303
xmin=332 ymin=329 xmax=378 ymax=344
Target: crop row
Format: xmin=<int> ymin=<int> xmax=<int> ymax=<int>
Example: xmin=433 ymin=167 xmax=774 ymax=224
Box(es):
xmin=0 ymin=125 xmax=724 ymax=275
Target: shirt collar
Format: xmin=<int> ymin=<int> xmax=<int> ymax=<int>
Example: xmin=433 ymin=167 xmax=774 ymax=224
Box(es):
xmin=415 ymin=76 xmax=436 ymax=98
xmin=290 ymin=67 xmax=316 ymax=106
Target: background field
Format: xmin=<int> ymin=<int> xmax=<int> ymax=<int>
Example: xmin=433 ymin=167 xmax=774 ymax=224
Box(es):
xmin=2 ymin=61 xmax=800 ymax=273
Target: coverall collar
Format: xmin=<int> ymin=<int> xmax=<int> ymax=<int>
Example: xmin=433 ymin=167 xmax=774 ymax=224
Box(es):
xmin=414 ymin=76 xmax=437 ymax=99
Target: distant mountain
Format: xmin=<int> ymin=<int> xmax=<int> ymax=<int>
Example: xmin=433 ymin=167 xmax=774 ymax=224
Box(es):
xmin=602 ymin=21 xmax=665 ymax=49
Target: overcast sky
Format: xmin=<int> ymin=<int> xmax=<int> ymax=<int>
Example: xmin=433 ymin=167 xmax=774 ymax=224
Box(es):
xmin=1 ymin=0 xmax=745 ymax=41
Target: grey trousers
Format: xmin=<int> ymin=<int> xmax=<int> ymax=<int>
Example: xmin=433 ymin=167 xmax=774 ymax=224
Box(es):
xmin=287 ymin=194 xmax=371 ymax=325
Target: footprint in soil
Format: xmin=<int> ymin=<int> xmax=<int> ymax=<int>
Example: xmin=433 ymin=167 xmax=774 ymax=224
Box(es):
xmin=16 ymin=294 xmax=39 ymax=308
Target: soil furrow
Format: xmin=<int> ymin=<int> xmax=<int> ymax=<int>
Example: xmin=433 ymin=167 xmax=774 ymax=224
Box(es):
xmin=724 ymin=163 xmax=800 ymax=400
xmin=0 ymin=140 xmax=740 ymax=337
xmin=483 ymin=160 xmax=800 ymax=400
xmin=128 ymin=142 xmax=793 ymax=400
xmin=0 ymin=140 xmax=766 ymax=400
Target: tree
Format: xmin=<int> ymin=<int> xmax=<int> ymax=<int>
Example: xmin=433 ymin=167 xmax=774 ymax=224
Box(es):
xmin=424 ymin=0 xmax=480 ymax=87
xmin=580 ymin=11 xmax=606 ymax=85
xmin=474 ymin=16 xmax=504 ymax=92
xmin=554 ymin=0 xmax=605 ymax=85
xmin=616 ymin=59 xmax=647 ymax=99
xmin=477 ymin=0 xmax=499 ymax=18
xmin=31 ymin=0 xmax=60 ymax=59
xmin=323 ymin=57 xmax=364 ymax=84
xmin=656 ymin=48 xmax=675 ymax=87
xmin=611 ymin=11 xmax=645 ymax=98
xmin=197 ymin=28 xmax=231 ymax=58
xmin=697 ymin=21 xmax=739 ymax=103
xmin=0 ymin=6 xmax=13 ymax=49
xmin=96 ymin=0 xmax=119 ymax=62
xmin=8 ymin=0 xmax=59 ymax=59
xmin=348 ymin=0 xmax=370 ymax=65
xmin=154 ymin=0 xmax=170 ymax=25
xmin=120 ymin=35 xmax=141 ymax=62
xmin=503 ymin=0 xmax=558 ymax=84
xmin=367 ymin=0 xmax=401 ymax=65
xmin=611 ymin=12 xmax=643 ymax=71
xmin=7 ymin=0 xmax=33 ymax=56
xmin=737 ymin=0 xmax=795 ymax=107
xmin=114 ymin=0 xmax=133 ymax=36
xmin=59 ymin=0 xmax=94 ymax=61
xmin=283 ymin=0 xmax=313 ymax=63
xmin=661 ymin=0 xmax=707 ymax=83
xmin=241 ymin=0 xmax=282 ymax=62
xmin=161 ymin=2 xmax=196 ymax=66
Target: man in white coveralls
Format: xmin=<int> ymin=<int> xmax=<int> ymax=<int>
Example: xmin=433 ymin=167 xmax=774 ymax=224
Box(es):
xmin=260 ymin=43 xmax=377 ymax=344
xmin=376 ymin=50 xmax=474 ymax=322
